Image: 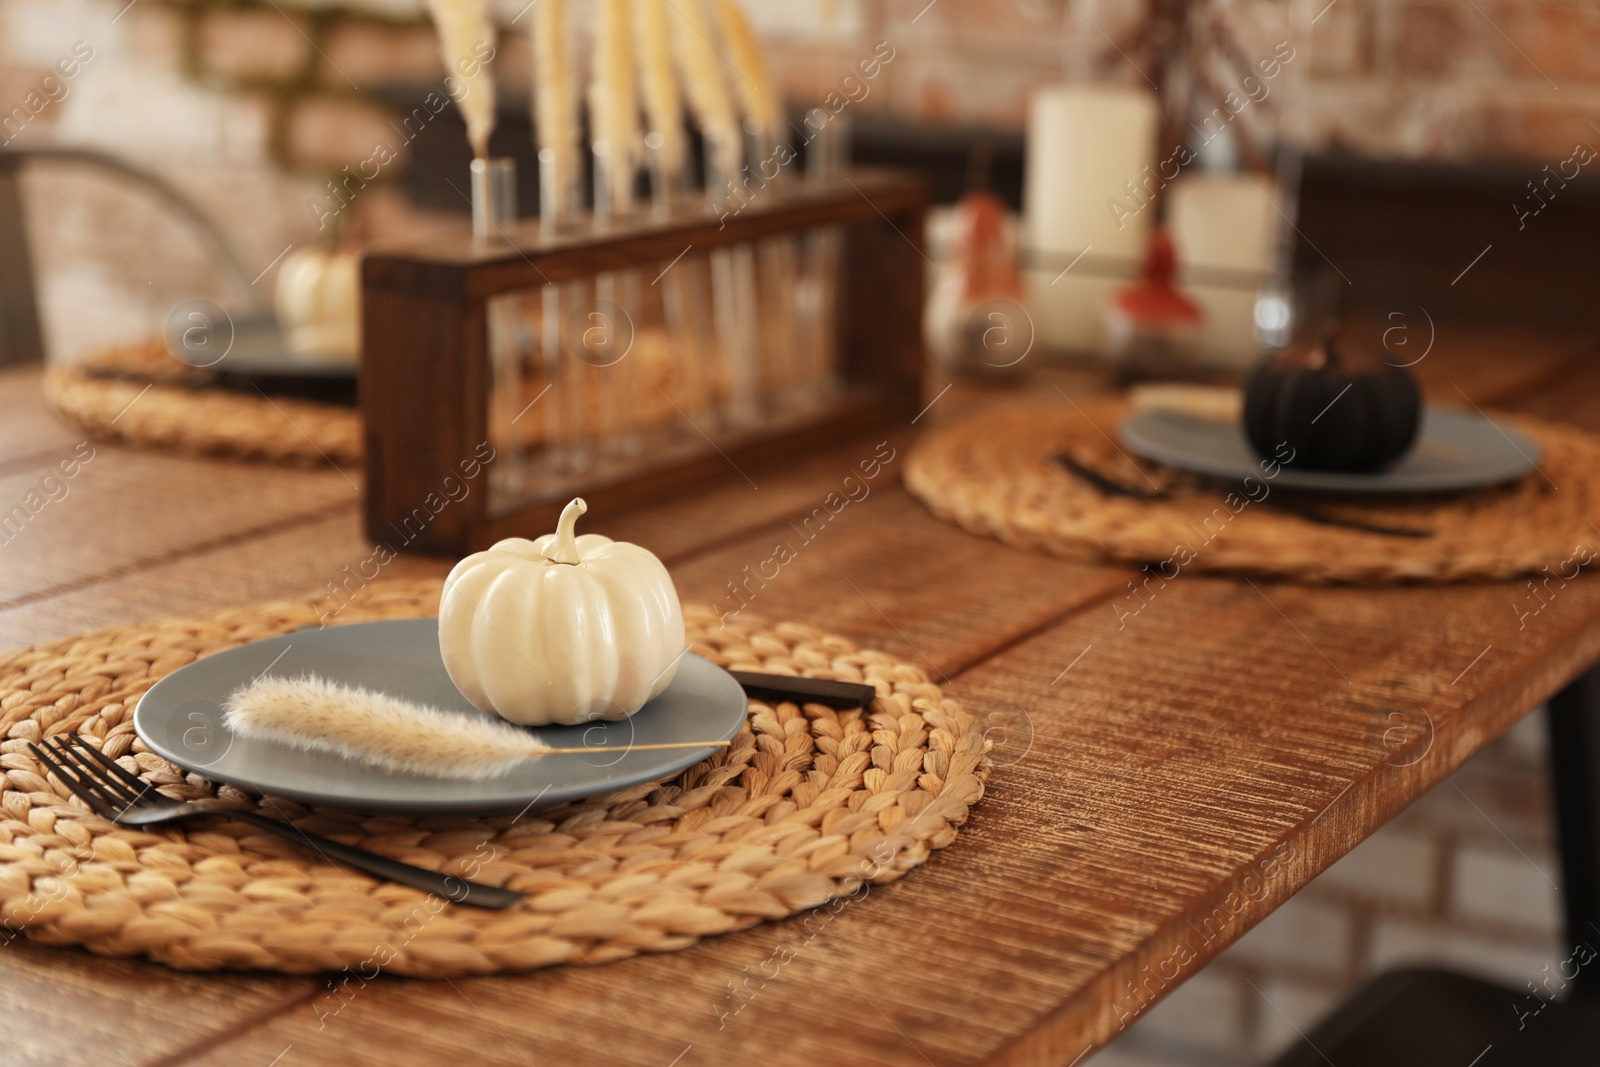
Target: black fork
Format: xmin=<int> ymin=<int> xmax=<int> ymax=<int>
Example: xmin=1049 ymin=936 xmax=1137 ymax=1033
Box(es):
xmin=29 ymin=735 xmax=526 ymax=909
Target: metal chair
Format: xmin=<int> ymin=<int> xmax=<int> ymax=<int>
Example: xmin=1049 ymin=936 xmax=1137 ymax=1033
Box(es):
xmin=0 ymin=145 xmax=264 ymax=366
xmin=1269 ymin=683 xmax=1600 ymax=1065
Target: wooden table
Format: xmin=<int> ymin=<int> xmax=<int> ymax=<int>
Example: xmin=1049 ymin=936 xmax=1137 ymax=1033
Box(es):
xmin=3 ymin=325 xmax=1599 ymax=1066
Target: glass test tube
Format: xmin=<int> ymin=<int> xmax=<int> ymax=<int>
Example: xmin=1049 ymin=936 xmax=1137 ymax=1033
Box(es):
xmin=648 ymin=133 xmax=719 ymax=431
xmin=591 ymin=139 xmax=642 ymax=457
xmin=540 ymin=147 xmax=588 ymax=474
xmin=472 ymin=158 xmax=525 ymax=494
xmin=706 ymin=135 xmax=761 ymax=427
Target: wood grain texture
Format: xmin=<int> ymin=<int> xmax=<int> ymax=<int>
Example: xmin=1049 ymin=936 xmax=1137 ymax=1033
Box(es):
xmin=166 ymin=567 xmax=1600 ymax=1067
xmin=667 ymin=486 xmax=1130 ymax=676
xmin=362 ymin=170 xmax=927 ymax=279
xmin=0 ymin=514 xmax=448 ymax=653
xmin=601 ymin=426 xmax=923 ymax=563
xmin=0 ymin=330 xmax=1594 ymax=1065
xmin=1407 ymin=324 xmax=1592 ymax=407
xmin=0 ymin=367 xmax=82 ymax=469
xmin=0 ymin=448 xmax=356 ymax=608
xmin=0 ymin=935 xmax=308 ymax=1067
xmin=1503 ymin=355 xmax=1600 ymax=432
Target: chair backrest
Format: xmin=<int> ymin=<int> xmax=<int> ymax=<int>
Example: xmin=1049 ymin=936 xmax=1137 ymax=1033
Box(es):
xmin=0 ymin=154 xmax=44 ymax=367
xmin=0 ymin=146 xmax=267 ymax=367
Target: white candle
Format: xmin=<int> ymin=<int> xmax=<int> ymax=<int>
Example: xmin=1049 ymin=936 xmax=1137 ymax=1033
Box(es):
xmin=1023 ymin=85 xmax=1158 ymax=260
xmin=1168 ymin=172 xmax=1280 ymax=368
xmin=1022 ymin=85 xmax=1158 ymax=354
xmin=1169 ymin=173 xmax=1277 ymax=274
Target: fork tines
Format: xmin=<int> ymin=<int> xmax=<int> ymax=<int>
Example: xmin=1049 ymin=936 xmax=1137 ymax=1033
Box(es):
xmin=29 ymin=736 xmax=153 ymax=820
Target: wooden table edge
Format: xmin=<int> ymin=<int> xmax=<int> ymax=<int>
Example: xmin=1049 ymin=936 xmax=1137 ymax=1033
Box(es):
xmin=988 ymin=598 xmax=1600 ymax=1066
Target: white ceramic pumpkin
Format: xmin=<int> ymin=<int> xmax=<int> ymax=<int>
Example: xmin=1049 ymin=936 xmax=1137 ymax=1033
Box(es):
xmin=438 ymin=498 xmax=685 ymax=725
xmin=275 ymin=246 xmax=359 ymax=364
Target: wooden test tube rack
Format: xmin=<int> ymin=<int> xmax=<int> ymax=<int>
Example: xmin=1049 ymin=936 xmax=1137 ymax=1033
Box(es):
xmin=360 ymin=167 xmax=927 ymax=555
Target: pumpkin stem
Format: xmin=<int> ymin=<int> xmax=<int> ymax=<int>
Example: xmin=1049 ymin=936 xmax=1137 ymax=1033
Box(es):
xmin=550 ymin=498 xmax=587 ymax=565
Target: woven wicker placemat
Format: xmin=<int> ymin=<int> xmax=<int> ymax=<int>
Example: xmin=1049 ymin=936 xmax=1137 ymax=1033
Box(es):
xmin=0 ymin=580 xmax=987 ymax=977
xmin=906 ymin=397 xmax=1600 ymax=583
xmin=45 ymin=332 xmax=702 ymax=468
xmin=43 ymin=338 xmax=363 ymax=467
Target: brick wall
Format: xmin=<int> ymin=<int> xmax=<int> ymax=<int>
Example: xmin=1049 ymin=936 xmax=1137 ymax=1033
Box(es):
xmin=0 ymin=0 xmax=460 ymax=359
xmin=753 ymin=0 xmax=1600 ymax=163
xmin=1 ymin=0 xmax=1592 ymax=359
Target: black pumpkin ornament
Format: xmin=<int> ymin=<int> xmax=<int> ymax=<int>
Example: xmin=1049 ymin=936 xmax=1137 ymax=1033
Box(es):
xmin=1243 ymin=336 xmax=1422 ymax=472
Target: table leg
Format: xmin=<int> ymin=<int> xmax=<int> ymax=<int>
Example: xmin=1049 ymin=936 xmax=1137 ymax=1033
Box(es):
xmin=1547 ymin=665 xmax=1600 ymax=999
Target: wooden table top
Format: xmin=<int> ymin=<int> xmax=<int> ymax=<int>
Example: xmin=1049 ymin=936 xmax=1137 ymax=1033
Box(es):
xmin=2 ymin=324 xmax=1598 ymax=1067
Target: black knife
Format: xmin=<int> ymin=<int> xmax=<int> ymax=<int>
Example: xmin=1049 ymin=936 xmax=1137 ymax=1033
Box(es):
xmin=732 ymin=671 xmax=878 ymax=710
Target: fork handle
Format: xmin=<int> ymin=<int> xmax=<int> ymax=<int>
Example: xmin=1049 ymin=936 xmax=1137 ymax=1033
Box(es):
xmin=225 ymin=810 xmax=526 ymax=909
xmin=1267 ymin=499 xmax=1432 ymax=538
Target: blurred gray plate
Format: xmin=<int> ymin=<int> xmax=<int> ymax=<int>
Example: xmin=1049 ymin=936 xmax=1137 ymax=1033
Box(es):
xmin=133 ymin=618 xmax=746 ymax=815
xmin=218 ymin=317 xmax=356 ymax=379
xmin=1118 ymin=406 xmax=1541 ymax=494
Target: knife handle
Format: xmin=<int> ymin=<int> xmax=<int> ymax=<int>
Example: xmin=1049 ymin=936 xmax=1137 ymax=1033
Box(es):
xmin=731 ymin=670 xmax=877 ymax=710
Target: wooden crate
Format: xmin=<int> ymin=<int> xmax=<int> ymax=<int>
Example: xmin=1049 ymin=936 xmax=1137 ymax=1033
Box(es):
xmin=360 ymin=167 xmax=927 ymax=555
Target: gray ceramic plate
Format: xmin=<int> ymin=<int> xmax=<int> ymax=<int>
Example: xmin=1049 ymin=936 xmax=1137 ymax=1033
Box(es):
xmin=218 ymin=319 xmax=356 ymax=379
xmin=133 ymin=618 xmax=747 ymax=815
xmin=1118 ymin=406 xmax=1541 ymax=493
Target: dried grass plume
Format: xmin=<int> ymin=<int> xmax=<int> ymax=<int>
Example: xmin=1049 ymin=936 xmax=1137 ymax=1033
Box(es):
xmin=225 ymin=674 xmax=548 ymax=779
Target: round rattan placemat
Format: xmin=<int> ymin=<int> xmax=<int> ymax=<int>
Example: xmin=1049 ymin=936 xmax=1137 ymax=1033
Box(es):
xmin=906 ymin=397 xmax=1600 ymax=583
xmin=0 ymin=580 xmax=987 ymax=977
xmin=43 ymin=339 xmax=363 ymax=467
xmin=45 ymin=331 xmax=704 ymax=468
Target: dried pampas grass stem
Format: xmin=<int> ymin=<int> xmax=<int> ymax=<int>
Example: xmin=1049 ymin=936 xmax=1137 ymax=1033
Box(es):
xmin=591 ymin=0 xmax=639 ymax=209
xmin=712 ymin=0 xmax=779 ymax=135
xmin=224 ymin=674 xmax=730 ymax=780
xmin=668 ymin=0 xmax=741 ymax=185
xmin=634 ymin=0 xmax=686 ymax=181
xmin=424 ymin=0 xmax=498 ymax=160
xmin=532 ymin=0 xmax=579 ymax=216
